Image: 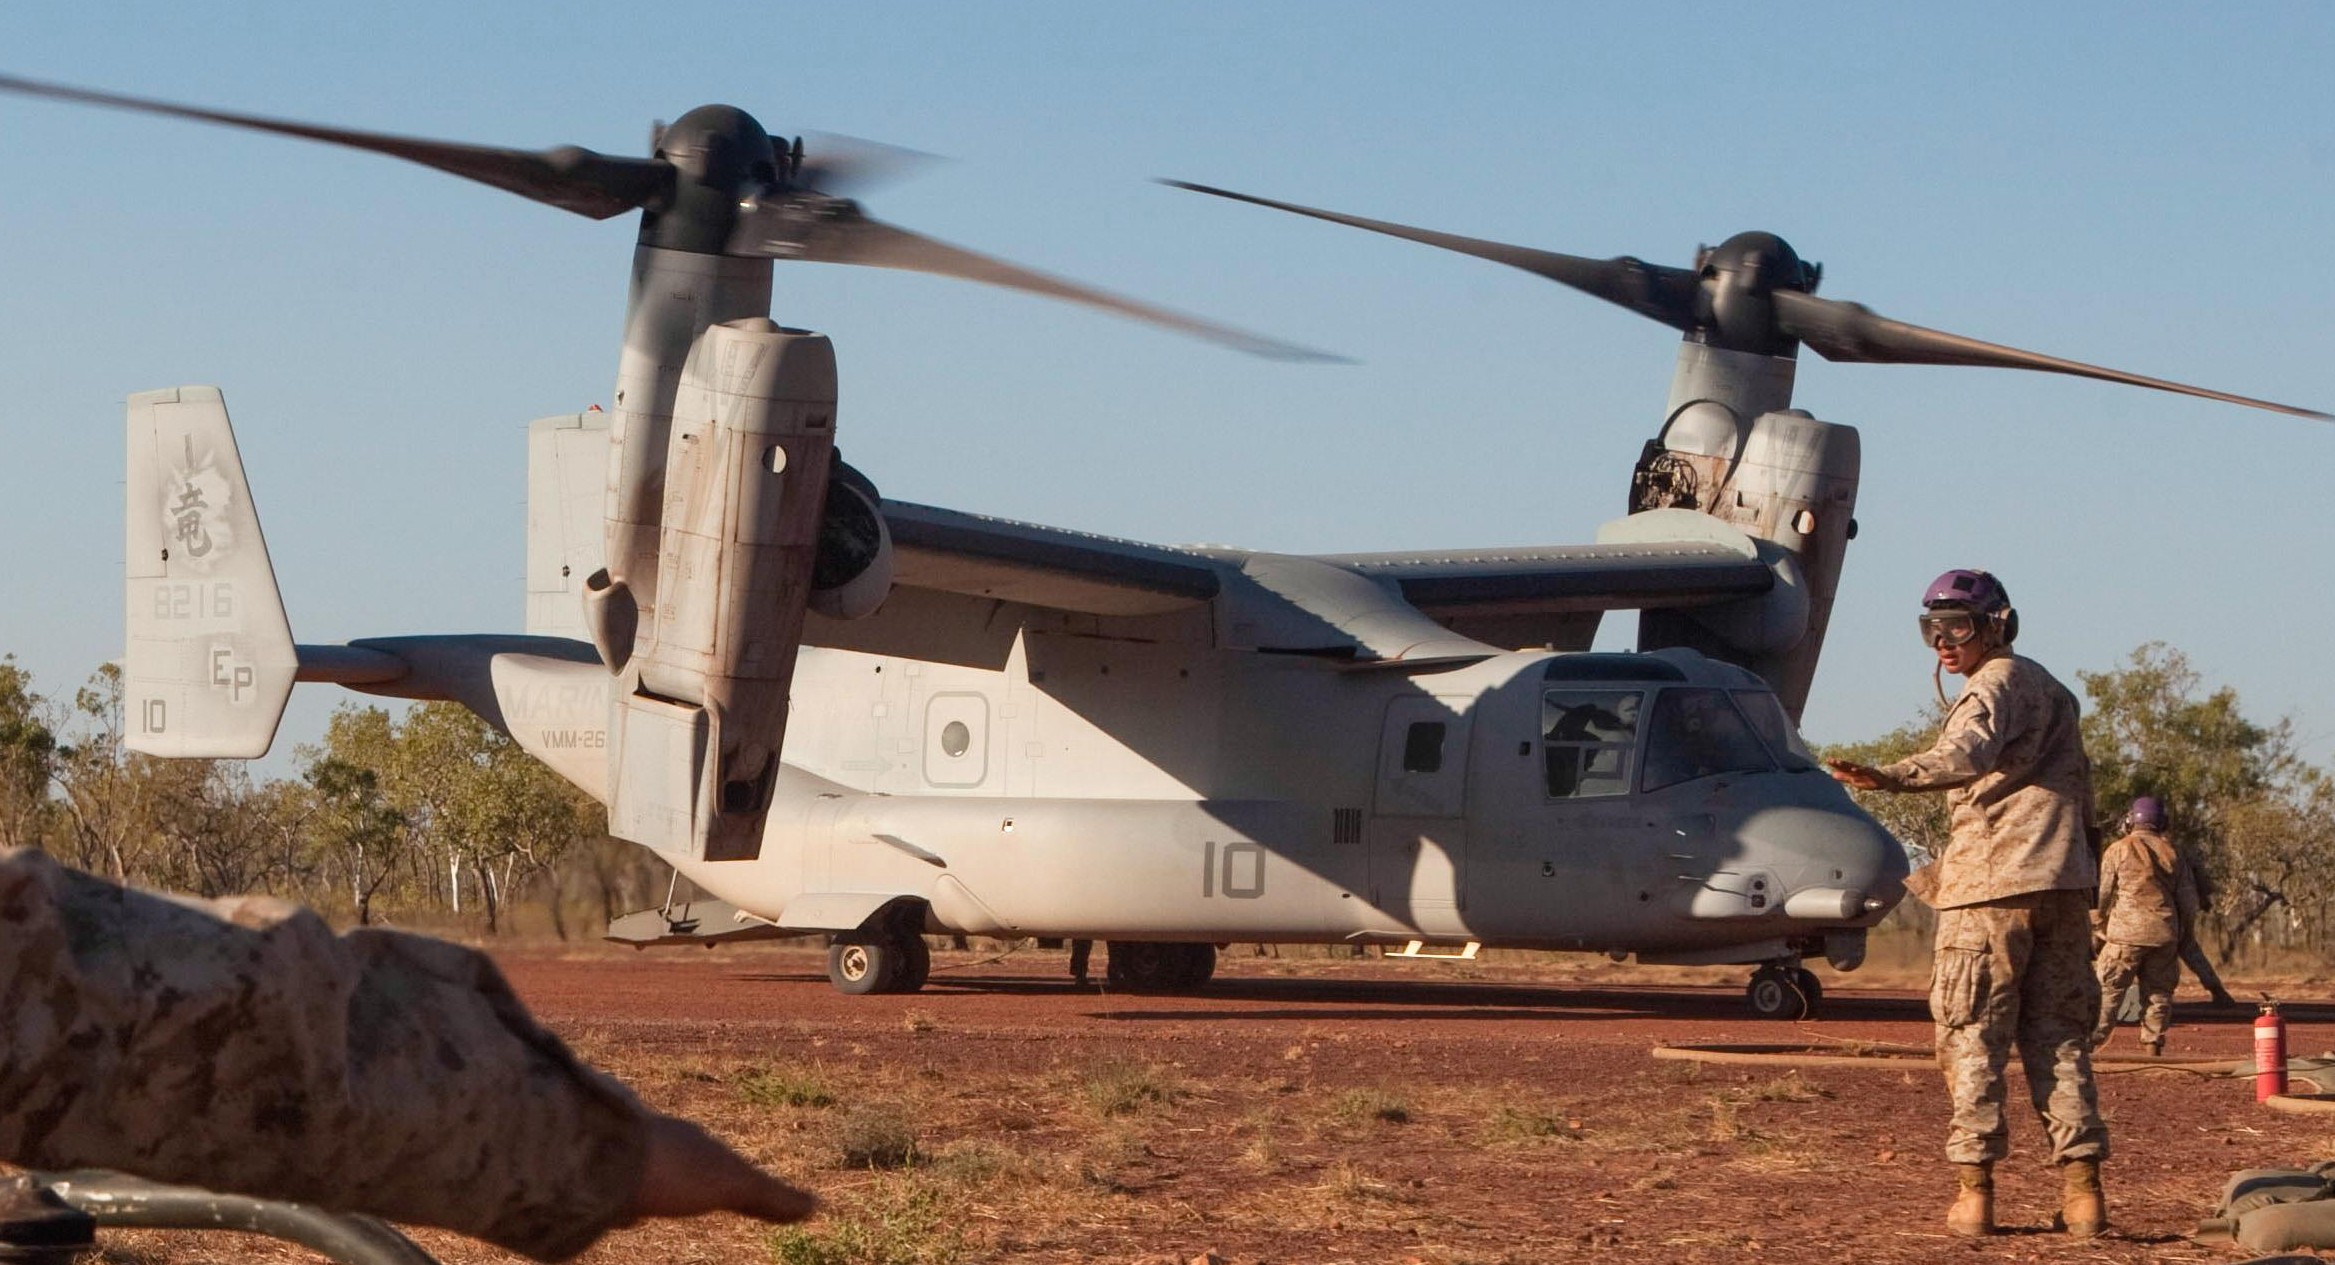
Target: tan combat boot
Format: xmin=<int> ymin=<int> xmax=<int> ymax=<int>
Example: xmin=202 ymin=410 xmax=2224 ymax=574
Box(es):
xmin=1946 ymin=1162 xmax=1995 ymax=1236
xmin=2059 ymin=1159 xmax=2107 ymax=1237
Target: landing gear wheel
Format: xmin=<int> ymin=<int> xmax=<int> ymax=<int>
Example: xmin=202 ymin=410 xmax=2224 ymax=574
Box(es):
xmin=1106 ymin=941 xmax=1168 ymax=990
xmin=1106 ymin=941 xmax=1215 ymax=992
xmin=1791 ymin=967 xmax=1823 ymax=1013
xmin=828 ymin=935 xmax=930 ymax=995
xmin=829 ymin=940 xmax=891 ymax=995
xmin=1177 ymin=943 xmax=1217 ymax=989
xmin=892 ymin=935 xmax=931 ymax=993
xmin=1746 ymin=965 xmax=1811 ymax=1020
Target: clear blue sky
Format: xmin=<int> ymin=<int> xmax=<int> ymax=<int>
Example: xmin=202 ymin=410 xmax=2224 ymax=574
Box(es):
xmin=3 ymin=3 xmax=2331 ymax=772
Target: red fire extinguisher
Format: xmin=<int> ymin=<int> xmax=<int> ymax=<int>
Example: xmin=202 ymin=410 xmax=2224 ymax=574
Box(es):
xmin=2256 ymin=1000 xmax=2288 ymax=1103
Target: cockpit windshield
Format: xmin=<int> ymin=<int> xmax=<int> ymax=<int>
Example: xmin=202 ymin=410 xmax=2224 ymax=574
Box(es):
xmin=1542 ymin=689 xmax=1641 ymax=799
xmin=1731 ymin=689 xmax=1818 ymax=771
xmin=1639 ymin=687 xmax=1774 ymax=792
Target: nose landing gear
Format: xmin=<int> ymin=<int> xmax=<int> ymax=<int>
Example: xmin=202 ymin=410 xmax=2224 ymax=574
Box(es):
xmin=1745 ymin=961 xmax=1823 ymax=1020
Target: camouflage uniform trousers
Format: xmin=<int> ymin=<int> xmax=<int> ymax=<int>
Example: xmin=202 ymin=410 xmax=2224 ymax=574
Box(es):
xmin=1931 ymin=888 xmax=2108 ymax=1165
xmin=2094 ymin=940 xmax=2179 ymax=1047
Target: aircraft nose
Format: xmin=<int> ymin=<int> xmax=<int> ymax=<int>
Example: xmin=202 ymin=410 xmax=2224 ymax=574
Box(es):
xmin=1730 ymin=793 xmax=1909 ymax=918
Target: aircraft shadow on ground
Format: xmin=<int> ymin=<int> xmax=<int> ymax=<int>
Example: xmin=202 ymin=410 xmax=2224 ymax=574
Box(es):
xmin=828 ymin=971 xmax=1932 ymax=1022
xmin=712 ymin=969 xmax=2314 ymax=1029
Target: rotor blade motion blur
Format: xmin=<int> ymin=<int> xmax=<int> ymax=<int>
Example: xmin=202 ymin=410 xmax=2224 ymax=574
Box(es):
xmin=1163 ymin=179 xmax=1701 ymax=331
xmin=1771 ymin=290 xmax=2330 ymax=421
xmin=791 ymin=131 xmax=942 ymax=198
xmin=732 ymin=199 xmax=1341 ymax=362
xmin=0 ymin=72 xmax=669 ymax=219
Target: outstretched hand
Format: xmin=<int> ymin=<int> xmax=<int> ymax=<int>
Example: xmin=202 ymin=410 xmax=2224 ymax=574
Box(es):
xmin=622 ymin=1113 xmax=817 ymax=1227
xmin=1825 ymin=759 xmax=1886 ymax=791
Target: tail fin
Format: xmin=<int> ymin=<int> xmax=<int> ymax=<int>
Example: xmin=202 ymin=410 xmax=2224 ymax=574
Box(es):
xmin=123 ymin=387 xmax=297 ymax=757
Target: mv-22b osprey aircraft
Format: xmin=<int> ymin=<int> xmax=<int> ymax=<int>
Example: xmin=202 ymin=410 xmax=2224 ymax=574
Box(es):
xmin=13 ymin=77 xmax=2322 ymax=1019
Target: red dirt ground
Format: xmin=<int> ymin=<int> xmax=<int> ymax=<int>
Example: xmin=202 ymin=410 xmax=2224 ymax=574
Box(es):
xmin=73 ymin=943 xmax=2335 ymax=1264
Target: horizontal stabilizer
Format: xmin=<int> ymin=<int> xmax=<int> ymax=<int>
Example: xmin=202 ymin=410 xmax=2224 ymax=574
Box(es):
xmin=123 ymin=387 xmax=297 ymax=758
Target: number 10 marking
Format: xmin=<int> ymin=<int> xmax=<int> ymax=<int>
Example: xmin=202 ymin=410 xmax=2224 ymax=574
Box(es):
xmin=1201 ymin=840 xmax=1265 ymax=899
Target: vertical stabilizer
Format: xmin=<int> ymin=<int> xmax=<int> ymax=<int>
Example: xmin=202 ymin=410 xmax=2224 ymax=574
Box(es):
xmin=123 ymin=387 xmax=297 ymax=757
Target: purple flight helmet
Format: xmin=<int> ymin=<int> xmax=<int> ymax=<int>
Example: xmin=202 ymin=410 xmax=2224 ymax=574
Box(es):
xmin=2127 ymin=796 xmax=2167 ymax=831
xmin=1922 ymin=568 xmax=2010 ymax=613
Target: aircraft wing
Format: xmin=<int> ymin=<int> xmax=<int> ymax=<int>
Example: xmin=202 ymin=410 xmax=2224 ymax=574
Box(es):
xmin=1318 ymin=540 xmax=1773 ymax=615
xmin=878 ymin=500 xmax=1223 ymax=617
xmin=799 ymin=500 xmax=1232 ymax=667
xmin=811 ymin=502 xmax=1779 ymax=664
xmin=1311 ymin=509 xmax=1783 ymax=652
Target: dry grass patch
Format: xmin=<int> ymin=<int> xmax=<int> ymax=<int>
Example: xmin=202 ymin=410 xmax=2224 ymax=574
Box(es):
xmin=1079 ymin=1059 xmax=1183 ymax=1117
xmin=1331 ymin=1087 xmax=1412 ymax=1126
xmin=836 ymin=1104 xmax=924 ymax=1170
xmin=920 ymin=1139 xmax=1041 ymax=1189
xmin=1703 ymin=1093 xmax=1758 ymax=1143
xmin=768 ymin=1181 xmax=964 ymax=1265
xmin=738 ymin=1064 xmax=840 ymax=1110
xmin=1648 ymin=1058 xmax=1707 ymax=1087
xmin=1238 ymin=1108 xmax=1285 ymax=1172
xmin=1737 ymin=1073 xmax=1833 ymax=1104
xmin=1316 ymin=1158 xmax=1414 ymax=1205
xmin=1482 ymin=1104 xmax=1588 ymax=1146
xmin=1630 ymin=1166 xmax=1680 ymax=1193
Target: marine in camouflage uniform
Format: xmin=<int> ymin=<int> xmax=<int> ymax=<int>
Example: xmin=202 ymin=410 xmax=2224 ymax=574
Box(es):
xmin=0 ymin=845 xmax=782 ymax=1260
xmin=2092 ymin=816 xmax=2195 ymax=1053
xmin=1828 ymin=568 xmax=2105 ymax=1237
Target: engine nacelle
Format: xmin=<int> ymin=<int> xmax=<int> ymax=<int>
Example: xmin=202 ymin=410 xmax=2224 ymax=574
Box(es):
xmin=1629 ymin=359 xmax=1860 ymax=720
xmin=810 ymin=458 xmax=893 ymax=621
xmin=607 ymin=318 xmax=835 ymax=861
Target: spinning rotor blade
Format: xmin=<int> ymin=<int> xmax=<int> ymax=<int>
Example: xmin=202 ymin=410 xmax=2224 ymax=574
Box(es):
xmin=793 ymin=131 xmax=942 ymax=198
xmin=1772 ymin=290 xmax=2330 ymax=421
xmin=1163 ymin=179 xmax=1701 ymax=331
xmin=0 ymin=72 xmax=669 ymax=219
xmin=1167 ymin=177 xmax=2328 ymax=420
xmin=732 ymin=200 xmax=1342 ymax=362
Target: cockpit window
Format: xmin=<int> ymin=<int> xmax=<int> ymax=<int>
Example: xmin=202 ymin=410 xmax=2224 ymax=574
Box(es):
xmin=1732 ymin=689 xmax=1818 ymax=771
xmin=1640 ymin=688 xmax=1774 ymax=792
xmin=1542 ymin=689 xmax=1642 ymax=799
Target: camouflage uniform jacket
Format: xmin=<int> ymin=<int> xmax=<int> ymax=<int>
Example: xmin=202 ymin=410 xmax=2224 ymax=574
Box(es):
xmin=2096 ymin=828 xmax=2194 ymax=947
xmin=1877 ymin=652 xmax=2097 ymax=909
xmin=0 ymin=847 xmax=646 ymax=1261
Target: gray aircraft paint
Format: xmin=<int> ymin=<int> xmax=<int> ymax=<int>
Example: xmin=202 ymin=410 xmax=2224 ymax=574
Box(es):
xmin=509 ymin=409 xmax=1903 ymax=959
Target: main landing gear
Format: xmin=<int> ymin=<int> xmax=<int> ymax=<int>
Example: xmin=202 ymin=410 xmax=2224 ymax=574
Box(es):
xmin=827 ymin=931 xmax=931 ymax=995
xmin=1745 ymin=961 xmax=1823 ymax=1020
xmin=1104 ymin=941 xmax=1217 ymax=992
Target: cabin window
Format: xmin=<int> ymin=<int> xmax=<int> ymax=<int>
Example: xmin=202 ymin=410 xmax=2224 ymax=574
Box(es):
xmin=1640 ymin=688 xmax=1774 ymax=792
xmin=1542 ymin=689 xmax=1643 ymax=799
xmin=1401 ymin=721 xmax=1446 ymax=773
xmin=1732 ymin=689 xmax=1818 ymax=771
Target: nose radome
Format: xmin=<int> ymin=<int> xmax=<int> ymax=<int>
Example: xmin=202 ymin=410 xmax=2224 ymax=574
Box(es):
xmin=1731 ymin=798 xmax=1909 ymax=911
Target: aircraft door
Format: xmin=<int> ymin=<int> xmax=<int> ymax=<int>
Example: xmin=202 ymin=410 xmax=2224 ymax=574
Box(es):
xmin=1522 ymin=690 xmax=1671 ymax=947
xmin=1469 ymin=685 xmax=1664 ymax=942
xmin=1369 ymin=695 xmax=1473 ymax=938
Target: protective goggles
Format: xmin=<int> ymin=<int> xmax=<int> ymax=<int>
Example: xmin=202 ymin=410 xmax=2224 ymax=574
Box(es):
xmin=1917 ymin=610 xmax=1984 ymax=648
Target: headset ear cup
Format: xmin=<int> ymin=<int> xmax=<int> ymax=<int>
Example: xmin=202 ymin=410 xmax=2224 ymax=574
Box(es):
xmin=1999 ymin=608 xmax=2019 ymax=644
